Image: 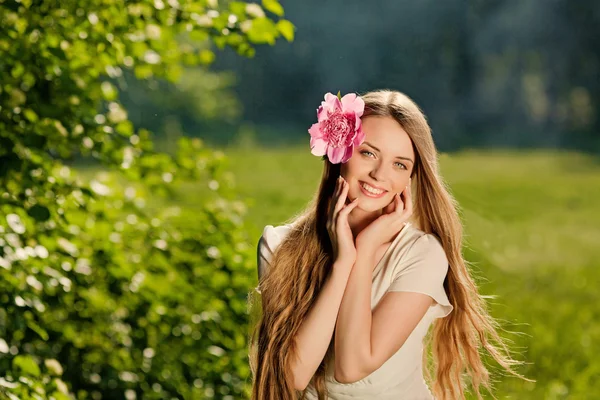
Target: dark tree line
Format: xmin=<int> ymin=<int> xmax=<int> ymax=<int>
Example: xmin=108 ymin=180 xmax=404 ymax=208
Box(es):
xmin=206 ymin=0 xmax=599 ymax=152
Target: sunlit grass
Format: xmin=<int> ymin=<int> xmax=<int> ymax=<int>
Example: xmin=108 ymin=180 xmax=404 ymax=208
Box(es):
xmin=76 ymin=146 xmax=600 ymax=398
xmin=219 ymin=145 xmax=600 ymax=399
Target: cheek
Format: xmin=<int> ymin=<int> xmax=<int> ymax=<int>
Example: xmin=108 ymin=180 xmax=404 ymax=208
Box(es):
xmin=393 ymin=179 xmax=410 ymax=194
xmin=341 ymin=160 xmax=361 ymax=180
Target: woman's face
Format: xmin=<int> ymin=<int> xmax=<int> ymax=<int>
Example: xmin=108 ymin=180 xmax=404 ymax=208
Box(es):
xmin=340 ymin=115 xmax=415 ymax=212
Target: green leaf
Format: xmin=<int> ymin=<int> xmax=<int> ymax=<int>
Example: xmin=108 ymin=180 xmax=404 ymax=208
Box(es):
xmin=213 ymin=36 xmax=227 ymax=49
xmin=247 ymin=17 xmax=278 ymax=45
xmin=115 ymin=120 xmax=134 ymax=136
xmin=190 ymin=30 xmax=209 ymax=42
xmin=27 ymin=319 xmax=49 ymax=340
xmin=11 ymin=62 xmax=25 ymax=79
xmin=229 ymin=1 xmax=247 ymax=16
xmin=23 ymin=109 xmax=39 ymax=122
xmin=276 ymin=19 xmax=295 ymax=42
xmin=262 ymin=0 xmax=284 ymax=16
xmin=166 ymin=64 xmax=183 ymax=83
xmin=50 ymin=392 xmax=72 ymax=400
xmin=199 ymin=49 xmax=216 ymax=65
xmin=134 ymin=64 xmax=154 ymax=79
xmin=13 ymin=355 xmax=41 ymax=377
xmin=100 ymin=81 xmax=118 ymax=101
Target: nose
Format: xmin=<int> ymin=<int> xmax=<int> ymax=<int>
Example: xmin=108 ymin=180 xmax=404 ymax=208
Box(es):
xmin=368 ymin=162 xmax=387 ymax=183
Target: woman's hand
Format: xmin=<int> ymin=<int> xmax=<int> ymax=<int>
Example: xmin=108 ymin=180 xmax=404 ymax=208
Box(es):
xmin=355 ymin=178 xmax=413 ymax=256
xmin=327 ymin=176 xmax=360 ymax=268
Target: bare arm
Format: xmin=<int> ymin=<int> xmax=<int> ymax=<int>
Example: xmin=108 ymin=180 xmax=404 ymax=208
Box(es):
xmin=257 ymin=230 xmax=352 ymax=390
xmin=333 ymin=237 xmax=439 ymax=383
xmin=290 ymin=262 xmax=352 ymax=391
xmin=333 ymin=249 xmax=375 ymax=381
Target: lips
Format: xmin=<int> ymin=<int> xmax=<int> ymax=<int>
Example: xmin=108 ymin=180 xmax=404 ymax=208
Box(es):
xmin=358 ymin=181 xmax=388 ymax=198
xmin=359 ymin=181 xmax=388 ymax=192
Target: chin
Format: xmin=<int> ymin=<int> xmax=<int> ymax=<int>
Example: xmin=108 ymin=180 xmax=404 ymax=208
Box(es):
xmin=355 ymin=194 xmax=389 ymax=210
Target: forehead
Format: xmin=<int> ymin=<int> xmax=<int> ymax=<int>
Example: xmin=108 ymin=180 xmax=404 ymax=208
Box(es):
xmin=361 ymin=116 xmax=414 ymax=156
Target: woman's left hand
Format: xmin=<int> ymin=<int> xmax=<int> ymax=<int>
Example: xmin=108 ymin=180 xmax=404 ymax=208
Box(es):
xmin=355 ymin=178 xmax=413 ymax=255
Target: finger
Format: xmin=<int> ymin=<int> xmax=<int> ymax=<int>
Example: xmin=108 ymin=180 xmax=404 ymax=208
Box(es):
xmin=338 ymin=198 xmax=359 ymax=218
xmin=403 ymin=183 xmax=412 ymax=208
xmin=333 ymin=181 xmax=350 ymax=228
xmin=383 ymin=199 xmax=394 ymax=215
xmin=331 ymin=179 xmax=344 ymax=225
xmin=405 ymin=186 xmax=413 ymax=215
xmin=395 ymin=192 xmax=402 ymax=209
xmin=395 ymin=192 xmax=405 ymax=214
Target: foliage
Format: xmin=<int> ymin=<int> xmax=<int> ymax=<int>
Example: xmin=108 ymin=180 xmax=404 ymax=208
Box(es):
xmin=0 ymin=0 xmax=294 ymax=398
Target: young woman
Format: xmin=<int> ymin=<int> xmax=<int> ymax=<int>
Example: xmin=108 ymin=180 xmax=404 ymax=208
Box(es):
xmin=248 ymin=90 xmax=526 ymax=399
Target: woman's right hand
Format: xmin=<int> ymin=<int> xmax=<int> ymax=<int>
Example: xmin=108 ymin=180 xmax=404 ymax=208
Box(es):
xmin=326 ymin=176 xmax=359 ymax=268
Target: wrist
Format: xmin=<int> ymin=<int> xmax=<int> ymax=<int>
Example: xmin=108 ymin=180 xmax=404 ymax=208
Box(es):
xmin=355 ymin=249 xmax=377 ymax=270
xmin=333 ymin=257 xmax=354 ymax=269
xmin=355 ymin=239 xmax=376 ymax=257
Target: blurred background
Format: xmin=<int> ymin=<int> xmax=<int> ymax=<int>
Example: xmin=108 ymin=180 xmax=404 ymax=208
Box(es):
xmin=1 ymin=0 xmax=599 ymax=399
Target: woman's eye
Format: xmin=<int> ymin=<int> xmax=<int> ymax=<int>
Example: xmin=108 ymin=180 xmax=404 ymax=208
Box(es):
xmin=362 ymin=151 xmax=405 ymax=169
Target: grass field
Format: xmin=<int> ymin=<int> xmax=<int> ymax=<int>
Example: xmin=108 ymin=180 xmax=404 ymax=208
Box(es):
xmin=79 ymin=145 xmax=600 ymax=398
xmin=216 ymin=145 xmax=600 ymax=399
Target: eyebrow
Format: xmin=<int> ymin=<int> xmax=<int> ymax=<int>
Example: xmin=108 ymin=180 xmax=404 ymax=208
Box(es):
xmin=363 ymin=142 xmax=414 ymax=163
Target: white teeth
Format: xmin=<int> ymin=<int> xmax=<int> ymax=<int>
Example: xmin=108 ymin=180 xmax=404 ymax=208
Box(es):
xmin=361 ymin=182 xmax=385 ymax=195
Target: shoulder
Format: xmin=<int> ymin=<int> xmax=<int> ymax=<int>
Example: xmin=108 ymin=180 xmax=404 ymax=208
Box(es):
xmin=387 ymin=225 xmax=453 ymax=318
xmin=395 ymin=225 xmax=448 ymax=275
xmin=257 ymin=223 xmax=295 ymax=284
xmin=260 ymin=223 xmax=294 ymax=251
xmin=410 ymin=230 xmax=446 ymax=262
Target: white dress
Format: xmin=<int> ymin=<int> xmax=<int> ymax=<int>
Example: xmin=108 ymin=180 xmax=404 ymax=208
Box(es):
xmin=256 ymin=222 xmax=453 ymax=399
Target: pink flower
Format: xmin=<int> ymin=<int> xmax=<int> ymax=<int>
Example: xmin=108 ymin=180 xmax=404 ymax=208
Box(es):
xmin=308 ymin=92 xmax=365 ymax=164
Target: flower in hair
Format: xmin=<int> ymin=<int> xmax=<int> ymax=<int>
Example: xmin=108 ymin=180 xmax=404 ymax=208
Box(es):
xmin=308 ymin=91 xmax=365 ymax=164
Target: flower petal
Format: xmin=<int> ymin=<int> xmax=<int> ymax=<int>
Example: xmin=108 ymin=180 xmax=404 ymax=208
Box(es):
xmin=310 ymin=137 xmax=328 ymax=156
xmin=323 ymin=92 xmax=342 ymax=113
xmin=344 ymin=119 xmax=357 ymax=145
xmin=317 ymin=105 xmax=328 ymax=122
xmin=341 ymin=145 xmax=354 ymax=163
xmin=341 ymin=93 xmax=365 ymax=117
xmin=308 ymin=122 xmax=324 ymax=139
xmin=353 ymin=124 xmax=365 ymax=146
xmin=327 ymin=145 xmax=346 ymax=164
xmin=340 ymin=93 xmax=357 ymax=107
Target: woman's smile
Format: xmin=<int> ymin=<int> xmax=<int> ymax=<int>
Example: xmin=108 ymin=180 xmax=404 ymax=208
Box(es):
xmin=358 ymin=181 xmax=388 ymax=198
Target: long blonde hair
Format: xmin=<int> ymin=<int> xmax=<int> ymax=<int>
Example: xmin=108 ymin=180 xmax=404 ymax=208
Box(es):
xmin=248 ymin=89 xmax=528 ymax=399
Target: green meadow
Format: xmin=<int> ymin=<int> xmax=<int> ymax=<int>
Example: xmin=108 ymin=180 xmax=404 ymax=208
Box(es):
xmin=83 ymin=145 xmax=600 ymax=398
xmin=215 ymin=145 xmax=600 ymax=399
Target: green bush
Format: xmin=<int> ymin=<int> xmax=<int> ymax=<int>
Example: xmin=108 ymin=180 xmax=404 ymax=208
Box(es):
xmin=0 ymin=0 xmax=294 ymax=398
